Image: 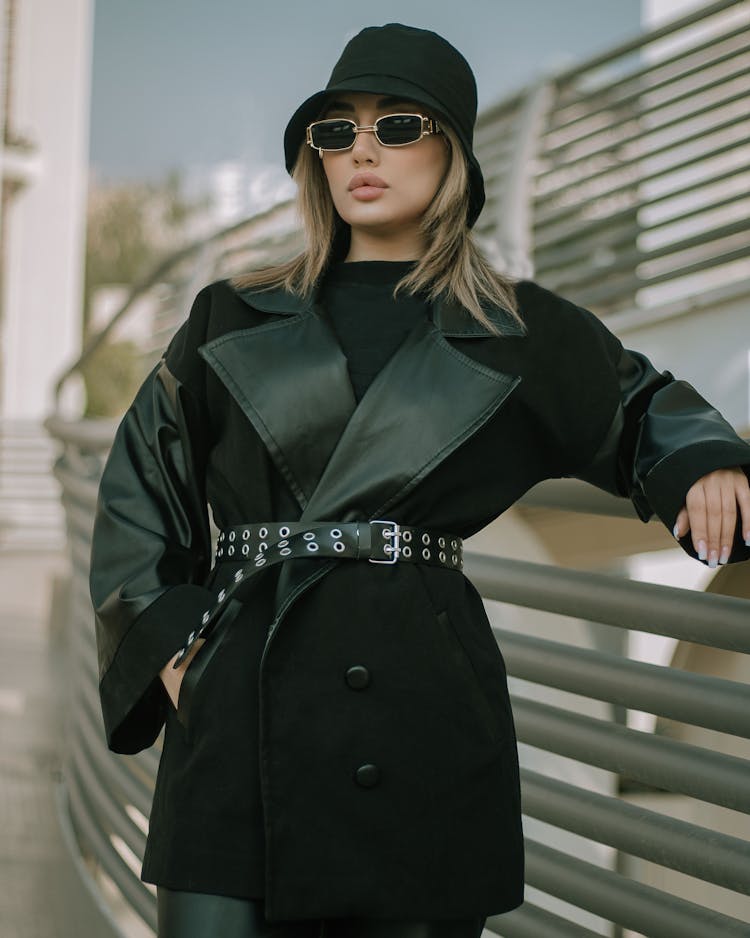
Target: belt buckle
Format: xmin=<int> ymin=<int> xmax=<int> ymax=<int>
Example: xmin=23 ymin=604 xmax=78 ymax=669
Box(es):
xmin=369 ymin=520 xmax=401 ymax=564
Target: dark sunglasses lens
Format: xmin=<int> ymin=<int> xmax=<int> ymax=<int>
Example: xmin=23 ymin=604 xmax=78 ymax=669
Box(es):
xmin=376 ymin=114 xmax=423 ymax=145
xmin=311 ymin=119 xmax=355 ymax=149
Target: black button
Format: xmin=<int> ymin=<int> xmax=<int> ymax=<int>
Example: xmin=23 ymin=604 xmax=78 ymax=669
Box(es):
xmin=345 ymin=665 xmax=370 ymax=689
xmin=354 ymin=763 xmax=380 ymax=787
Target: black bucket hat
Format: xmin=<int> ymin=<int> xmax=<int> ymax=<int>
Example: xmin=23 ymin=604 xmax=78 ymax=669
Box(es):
xmin=283 ymin=22 xmax=486 ymax=229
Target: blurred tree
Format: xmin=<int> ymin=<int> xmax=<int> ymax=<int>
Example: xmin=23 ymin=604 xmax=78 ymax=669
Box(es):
xmin=78 ymin=339 xmax=142 ymax=418
xmin=83 ymin=167 xmax=211 ymax=334
xmin=81 ymin=169 xmax=211 ymax=416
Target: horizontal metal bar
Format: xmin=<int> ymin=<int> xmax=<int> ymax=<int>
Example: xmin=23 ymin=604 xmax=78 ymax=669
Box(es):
xmin=51 ymin=779 xmax=124 ymax=938
xmin=539 ymin=201 xmax=750 ymax=286
xmin=535 ymin=183 xmax=749 ymax=257
xmin=513 ymin=696 xmax=750 ymax=813
xmin=525 ymin=837 xmax=750 ymax=937
xmin=546 ymin=229 xmax=749 ymax=306
xmin=521 ymin=767 xmax=750 ymax=893
xmin=485 ymin=900 xmax=603 ymax=938
xmin=516 ymin=477 xmax=642 ymax=518
xmin=45 ymin=413 xmax=118 ymax=450
xmin=533 ymin=130 xmax=746 ymax=228
xmin=544 ymin=68 xmax=750 ymax=163
xmin=549 ymin=24 xmax=750 ymax=130
xmin=76 ymin=674 xmax=156 ymax=817
xmin=496 ymin=627 xmax=750 ymax=737
xmin=70 ymin=731 xmax=147 ymax=860
xmin=538 ymin=109 xmax=748 ymax=206
xmin=54 ymin=462 xmax=100 ymax=510
xmin=66 ymin=764 xmax=157 ymax=933
xmin=75 ymin=676 xmax=155 ymax=822
xmin=463 ymin=552 xmax=750 ymax=653
xmin=549 ymin=0 xmax=740 ymax=85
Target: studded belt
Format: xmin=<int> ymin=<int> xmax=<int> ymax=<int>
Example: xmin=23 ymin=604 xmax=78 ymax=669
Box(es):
xmin=172 ymin=520 xmax=463 ymax=669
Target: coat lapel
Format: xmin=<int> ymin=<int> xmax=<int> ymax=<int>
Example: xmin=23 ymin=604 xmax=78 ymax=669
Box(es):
xmin=299 ymin=312 xmax=522 ymax=522
xmin=198 ymin=306 xmax=356 ymax=511
xmin=198 ymin=278 xmax=525 ymax=640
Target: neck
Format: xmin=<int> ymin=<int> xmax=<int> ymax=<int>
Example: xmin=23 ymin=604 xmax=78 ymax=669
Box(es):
xmin=344 ymin=225 xmax=426 ymax=262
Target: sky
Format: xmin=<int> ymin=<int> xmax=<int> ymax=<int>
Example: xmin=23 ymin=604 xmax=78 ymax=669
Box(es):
xmin=89 ymin=0 xmax=642 ymax=189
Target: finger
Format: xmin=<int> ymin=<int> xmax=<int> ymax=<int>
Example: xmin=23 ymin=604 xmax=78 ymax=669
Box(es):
xmin=735 ymin=470 xmax=750 ymax=547
xmin=685 ymin=483 xmax=708 ymax=560
xmin=703 ymin=475 xmax=724 ymax=567
xmin=178 ymin=637 xmax=205 ymax=672
xmin=673 ymin=505 xmax=689 ymax=539
xmin=718 ymin=481 xmax=737 ymax=565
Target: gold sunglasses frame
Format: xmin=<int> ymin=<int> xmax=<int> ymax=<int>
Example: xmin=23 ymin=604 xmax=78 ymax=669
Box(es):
xmin=305 ymin=113 xmax=443 ymax=157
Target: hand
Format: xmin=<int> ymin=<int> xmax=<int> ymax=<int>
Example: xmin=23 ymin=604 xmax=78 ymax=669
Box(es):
xmin=159 ymin=638 xmax=205 ymax=710
xmin=673 ymin=466 xmax=750 ymax=567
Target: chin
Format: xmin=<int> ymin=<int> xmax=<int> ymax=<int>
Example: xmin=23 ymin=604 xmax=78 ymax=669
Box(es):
xmin=338 ymin=202 xmax=421 ymax=230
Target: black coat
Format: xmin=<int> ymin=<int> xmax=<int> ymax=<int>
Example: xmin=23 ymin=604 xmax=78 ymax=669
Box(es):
xmin=89 ymin=276 xmax=750 ymax=922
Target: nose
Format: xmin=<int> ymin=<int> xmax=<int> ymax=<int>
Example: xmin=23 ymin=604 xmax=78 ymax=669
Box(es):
xmin=350 ymin=125 xmax=380 ymax=164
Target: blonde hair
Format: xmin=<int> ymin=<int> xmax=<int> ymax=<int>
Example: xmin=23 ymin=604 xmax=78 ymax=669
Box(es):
xmin=230 ymin=119 xmax=526 ymax=337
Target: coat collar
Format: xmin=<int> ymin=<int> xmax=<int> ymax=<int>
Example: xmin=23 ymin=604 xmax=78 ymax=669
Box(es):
xmin=201 ymin=278 xmax=526 ymax=518
xmin=235 ymin=279 xmax=526 ymax=338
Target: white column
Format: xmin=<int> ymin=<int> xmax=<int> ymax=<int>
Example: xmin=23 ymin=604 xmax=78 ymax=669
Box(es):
xmin=1 ymin=0 xmax=93 ymax=420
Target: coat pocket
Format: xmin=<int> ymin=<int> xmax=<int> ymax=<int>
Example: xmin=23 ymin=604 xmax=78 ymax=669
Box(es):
xmin=436 ymin=608 xmax=505 ymax=744
xmin=175 ymin=598 xmax=243 ymax=740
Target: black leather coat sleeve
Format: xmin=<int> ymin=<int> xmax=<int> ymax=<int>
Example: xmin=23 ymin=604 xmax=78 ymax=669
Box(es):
xmin=565 ymin=303 xmax=750 ymax=566
xmin=89 ymin=300 xmax=215 ymax=754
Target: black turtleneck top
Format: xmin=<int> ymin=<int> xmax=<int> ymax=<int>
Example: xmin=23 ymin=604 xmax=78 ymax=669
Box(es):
xmin=318 ymin=259 xmax=431 ymax=404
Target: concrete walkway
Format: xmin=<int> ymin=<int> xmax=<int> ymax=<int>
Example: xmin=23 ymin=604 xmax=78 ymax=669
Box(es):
xmin=0 ymin=549 xmax=122 ymax=938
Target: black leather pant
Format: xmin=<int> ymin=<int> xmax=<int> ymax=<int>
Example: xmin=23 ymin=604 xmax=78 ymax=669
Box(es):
xmin=156 ymin=887 xmax=487 ymax=938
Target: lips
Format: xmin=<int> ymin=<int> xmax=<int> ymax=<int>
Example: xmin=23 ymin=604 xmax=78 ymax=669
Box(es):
xmin=348 ymin=172 xmax=388 ymax=191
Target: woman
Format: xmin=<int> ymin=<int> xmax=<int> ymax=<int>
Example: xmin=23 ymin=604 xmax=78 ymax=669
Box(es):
xmin=89 ymin=22 xmax=750 ymax=938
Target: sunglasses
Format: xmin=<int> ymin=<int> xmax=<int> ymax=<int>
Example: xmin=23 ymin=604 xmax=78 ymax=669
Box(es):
xmin=305 ymin=113 xmax=443 ymax=155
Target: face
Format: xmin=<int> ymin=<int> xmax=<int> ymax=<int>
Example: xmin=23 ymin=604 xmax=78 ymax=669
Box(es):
xmin=315 ymin=91 xmax=451 ymax=256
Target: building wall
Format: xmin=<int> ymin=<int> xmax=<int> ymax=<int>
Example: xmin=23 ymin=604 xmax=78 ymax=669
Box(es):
xmin=1 ymin=0 xmax=93 ymax=420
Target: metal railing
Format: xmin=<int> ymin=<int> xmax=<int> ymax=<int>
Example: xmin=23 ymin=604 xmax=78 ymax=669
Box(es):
xmin=473 ymin=0 xmax=750 ymax=314
xmin=45 ymin=1 xmax=750 ymax=935
xmin=0 ymin=417 xmax=66 ymax=551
